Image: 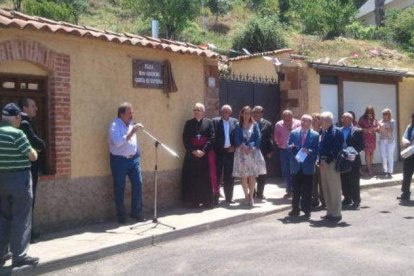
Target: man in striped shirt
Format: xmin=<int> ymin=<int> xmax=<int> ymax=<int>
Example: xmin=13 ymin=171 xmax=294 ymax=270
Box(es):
xmin=0 ymin=103 xmax=39 ymax=268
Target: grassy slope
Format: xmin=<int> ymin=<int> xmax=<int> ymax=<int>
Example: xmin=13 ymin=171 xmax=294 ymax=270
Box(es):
xmin=1 ymin=0 xmax=413 ymax=70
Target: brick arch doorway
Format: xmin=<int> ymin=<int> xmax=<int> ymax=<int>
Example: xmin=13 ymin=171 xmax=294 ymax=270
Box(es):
xmin=0 ymin=74 xmax=49 ymax=173
xmin=0 ymin=40 xmax=71 ymax=177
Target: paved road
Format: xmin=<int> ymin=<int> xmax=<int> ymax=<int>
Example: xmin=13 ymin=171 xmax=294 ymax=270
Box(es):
xmin=46 ymin=186 xmax=414 ymax=276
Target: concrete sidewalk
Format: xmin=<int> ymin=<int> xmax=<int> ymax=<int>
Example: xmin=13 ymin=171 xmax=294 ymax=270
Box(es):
xmin=5 ymin=174 xmax=403 ymax=275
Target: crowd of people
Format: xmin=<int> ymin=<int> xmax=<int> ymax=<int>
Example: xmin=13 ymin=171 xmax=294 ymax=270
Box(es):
xmin=180 ymin=102 xmax=414 ymax=223
xmin=1 ymin=99 xmax=414 ymax=268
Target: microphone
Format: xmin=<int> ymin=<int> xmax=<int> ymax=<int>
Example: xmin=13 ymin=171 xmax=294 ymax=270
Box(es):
xmin=135 ymin=123 xmax=144 ymax=128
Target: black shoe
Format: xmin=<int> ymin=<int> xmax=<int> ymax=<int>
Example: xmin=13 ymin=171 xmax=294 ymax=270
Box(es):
xmin=350 ymin=203 xmax=360 ymax=210
xmin=225 ymin=199 xmax=235 ymax=204
xmin=304 ymin=212 xmax=311 ymax=219
xmin=342 ymin=199 xmax=353 ymax=207
xmin=213 ymin=196 xmax=219 ymax=206
xmin=0 ymin=252 xmax=12 ymax=267
xmin=328 ymin=215 xmax=342 ymax=223
xmin=321 ymin=215 xmax=332 ymax=220
xmin=12 ymin=256 xmax=39 ymax=268
xmin=117 ymin=216 xmax=127 ymax=224
xmin=288 ymin=210 xmax=300 ymax=217
xmin=397 ymin=193 xmax=410 ymax=201
xmin=136 ymin=216 xmax=146 ymax=222
xmin=283 ymin=192 xmax=292 ymax=199
xmin=311 ymin=200 xmax=320 ymax=208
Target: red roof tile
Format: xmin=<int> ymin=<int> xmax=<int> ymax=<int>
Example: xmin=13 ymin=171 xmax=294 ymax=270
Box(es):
xmin=0 ymin=9 xmax=219 ymax=59
xmin=228 ymin=48 xmax=293 ymax=61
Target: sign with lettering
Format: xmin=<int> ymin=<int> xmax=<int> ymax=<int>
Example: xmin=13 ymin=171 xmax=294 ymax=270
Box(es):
xmin=132 ymin=59 xmax=164 ymax=89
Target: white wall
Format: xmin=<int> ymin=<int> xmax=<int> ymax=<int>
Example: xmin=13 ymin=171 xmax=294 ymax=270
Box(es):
xmin=343 ymin=81 xmax=398 ymax=164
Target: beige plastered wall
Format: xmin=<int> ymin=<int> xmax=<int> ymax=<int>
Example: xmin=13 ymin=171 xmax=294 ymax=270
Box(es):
xmin=398 ymin=77 xmax=414 ymax=136
xmin=306 ymin=67 xmax=321 ymax=115
xmin=230 ymin=52 xmax=290 ymax=78
xmin=0 ymin=29 xmax=210 ymax=178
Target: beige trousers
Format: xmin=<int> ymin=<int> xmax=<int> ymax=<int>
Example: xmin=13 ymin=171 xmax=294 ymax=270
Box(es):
xmin=320 ymin=162 xmax=342 ymax=217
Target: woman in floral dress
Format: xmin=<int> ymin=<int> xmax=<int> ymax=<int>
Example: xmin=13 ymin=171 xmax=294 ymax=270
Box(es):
xmin=358 ymin=106 xmax=379 ymax=176
xmin=233 ymin=106 xmax=266 ymax=206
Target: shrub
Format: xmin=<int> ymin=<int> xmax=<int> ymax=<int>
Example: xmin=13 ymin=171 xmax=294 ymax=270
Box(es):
xmin=345 ymin=21 xmax=378 ymax=40
xmin=382 ymin=7 xmax=414 ymax=49
xmin=24 ymin=0 xmax=76 ymax=23
xmin=232 ymin=16 xmax=287 ymax=53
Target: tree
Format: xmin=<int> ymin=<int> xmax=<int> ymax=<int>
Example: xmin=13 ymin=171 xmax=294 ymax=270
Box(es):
xmin=123 ymin=0 xmax=201 ymax=39
xmin=232 ymin=16 xmax=287 ymax=54
xmin=12 ymin=0 xmax=24 ymax=11
xmin=382 ymin=6 xmax=414 ymax=49
xmin=296 ymin=0 xmax=357 ymax=39
xmin=207 ymin=0 xmax=231 ymax=20
xmin=22 ymin=0 xmax=88 ymax=24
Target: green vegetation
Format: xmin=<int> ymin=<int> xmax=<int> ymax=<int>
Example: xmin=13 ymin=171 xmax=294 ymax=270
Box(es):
xmin=0 ymin=0 xmax=413 ymax=69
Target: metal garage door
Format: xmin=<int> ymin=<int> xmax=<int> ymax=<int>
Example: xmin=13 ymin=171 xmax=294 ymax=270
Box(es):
xmin=343 ymin=81 xmax=398 ymax=164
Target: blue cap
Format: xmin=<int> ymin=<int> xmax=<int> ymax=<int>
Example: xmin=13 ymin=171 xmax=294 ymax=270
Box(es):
xmin=2 ymin=103 xmax=21 ymax=116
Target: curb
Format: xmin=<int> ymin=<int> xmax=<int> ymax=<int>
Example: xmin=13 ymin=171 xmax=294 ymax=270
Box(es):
xmin=12 ymin=180 xmax=401 ymax=275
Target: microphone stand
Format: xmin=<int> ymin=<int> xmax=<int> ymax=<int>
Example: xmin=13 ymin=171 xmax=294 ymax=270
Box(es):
xmin=130 ymin=127 xmax=178 ymax=231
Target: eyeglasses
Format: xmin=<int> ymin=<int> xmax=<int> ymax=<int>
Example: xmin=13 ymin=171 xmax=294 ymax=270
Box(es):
xmin=193 ymin=109 xmax=202 ymax=112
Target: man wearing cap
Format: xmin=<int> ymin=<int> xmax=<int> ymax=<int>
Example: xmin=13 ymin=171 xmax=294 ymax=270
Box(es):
xmin=108 ymin=102 xmax=144 ymax=224
xmin=0 ymin=103 xmax=39 ymax=268
xmin=18 ymin=98 xmax=46 ymax=242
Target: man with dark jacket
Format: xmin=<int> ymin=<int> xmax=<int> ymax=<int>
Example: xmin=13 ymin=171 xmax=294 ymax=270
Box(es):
xmin=339 ymin=112 xmax=364 ymax=210
xmin=319 ymin=111 xmax=344 ymax=223
xmin=18 ymin=98 xmax=45 ymax=241
xmin=253 ymin=106 xmax=274 ymax=199
xmin=213 ymin=105 xmax=238 ymax=204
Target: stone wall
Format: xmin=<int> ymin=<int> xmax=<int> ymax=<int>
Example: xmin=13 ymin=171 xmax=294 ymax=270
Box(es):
xmin=34 ymin=169 xmax=181 ymax=233
xmin=279 ymin=66 xmax=309 ymax=117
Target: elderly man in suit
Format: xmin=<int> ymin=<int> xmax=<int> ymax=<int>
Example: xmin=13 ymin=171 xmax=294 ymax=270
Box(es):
xmin=252 ymin=106 xmax=274 ymax=200
xmin=213 ymin=105 xmax=238 ymax=204
xmin=319 ymin=111 xmax=344 ymax=223
xmin=340 ymin=112 xmax=364 ymax=210
xmin=287 ymin=114 xmax=319 ymax=218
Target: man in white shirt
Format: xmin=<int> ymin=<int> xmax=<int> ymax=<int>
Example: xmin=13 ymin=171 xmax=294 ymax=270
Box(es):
xmin=213 ymin=105 xmax=238 ymax=204
xmin=108 ymin=102 xmax=144 ymax=224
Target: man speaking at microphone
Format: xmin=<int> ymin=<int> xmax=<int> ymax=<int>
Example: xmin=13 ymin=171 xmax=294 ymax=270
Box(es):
xmin=108 ymin=102 xmax=144 ymax=224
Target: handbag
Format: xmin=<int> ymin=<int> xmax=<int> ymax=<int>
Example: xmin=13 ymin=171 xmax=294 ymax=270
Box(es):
xmin=335 ymin=147 xmax=358 ymax=174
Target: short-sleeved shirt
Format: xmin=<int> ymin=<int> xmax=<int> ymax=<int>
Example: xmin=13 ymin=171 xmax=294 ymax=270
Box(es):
xmin=0 ymin=121 xmax=32 ymax=171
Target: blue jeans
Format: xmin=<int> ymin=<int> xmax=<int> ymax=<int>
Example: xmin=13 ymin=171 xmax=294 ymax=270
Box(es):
xmin=0 ymin=170 xmax=32 ymax=261
xmin=279 ymin=148 xmax=292 ymax=193
xmin=110 ymin=154 xmax=143 ymax=219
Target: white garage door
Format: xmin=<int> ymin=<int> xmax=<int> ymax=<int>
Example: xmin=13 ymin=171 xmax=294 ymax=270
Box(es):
xmin=320 ymin=84 xmax=339 ymax=124
xmin=343 ymin=81 xmax=398 ymax=164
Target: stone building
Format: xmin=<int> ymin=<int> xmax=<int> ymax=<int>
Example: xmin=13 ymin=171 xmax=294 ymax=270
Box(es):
xmin=0 ymin=9 xmax=219 ymax=232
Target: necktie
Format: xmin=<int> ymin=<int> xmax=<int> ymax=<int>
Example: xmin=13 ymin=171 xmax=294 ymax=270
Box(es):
xmin=301 ymin=130 xmax=306 ymax=147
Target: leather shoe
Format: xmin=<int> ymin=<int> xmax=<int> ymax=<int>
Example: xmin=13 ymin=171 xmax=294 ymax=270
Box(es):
xmin=328 ymin=215 xmax=342 ymax=223
xmin=397 ymin=193 xmax=410 ymax=201
xmin=321 ymin=215 xmax=332 ymax=220
xmin=304 ymin=212 xmax=311 ymax=219
xmin=288 ymin=210 xmax=300 ymax=217
xmin=117 ymin=216 xmax=127 ymax=224
xmin=136 ymin=216 xmax=146 ymax=222
xmin=225 ymin=199 xmax=235 ymax=204
xmin=12 ymin=256 xmax=39 ymax=268
xmin=350 ymin=203 xmax=360 ymax=210
xmin=1 ymin=252 xmax=12 ymax=267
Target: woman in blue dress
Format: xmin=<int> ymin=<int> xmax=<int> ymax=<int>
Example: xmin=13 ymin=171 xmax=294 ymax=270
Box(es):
xmin=233 ymin=106 xmax=266 ymax=206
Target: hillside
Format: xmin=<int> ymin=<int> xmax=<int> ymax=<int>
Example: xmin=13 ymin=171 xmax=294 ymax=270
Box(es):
xmin=1 ymin=0 xmax=413 ymax=71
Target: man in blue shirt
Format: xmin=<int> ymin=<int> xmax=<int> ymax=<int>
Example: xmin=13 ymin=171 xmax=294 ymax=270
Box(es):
xmin=319 ymin=111 xmax=344 ymax=223
xmin=340 ymin=112 xmax=364 ymax=209
xmin=108 ymin=102 xmax=144 ymax=224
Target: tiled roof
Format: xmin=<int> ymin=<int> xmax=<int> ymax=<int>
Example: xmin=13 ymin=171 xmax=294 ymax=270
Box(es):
xmin=228 ymin=48 xmax=293 ymax=62
xmin=0 ymin=9 xmax=219 ymax=59
xmin=309 ymin=61 xmax=408 ymax=77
